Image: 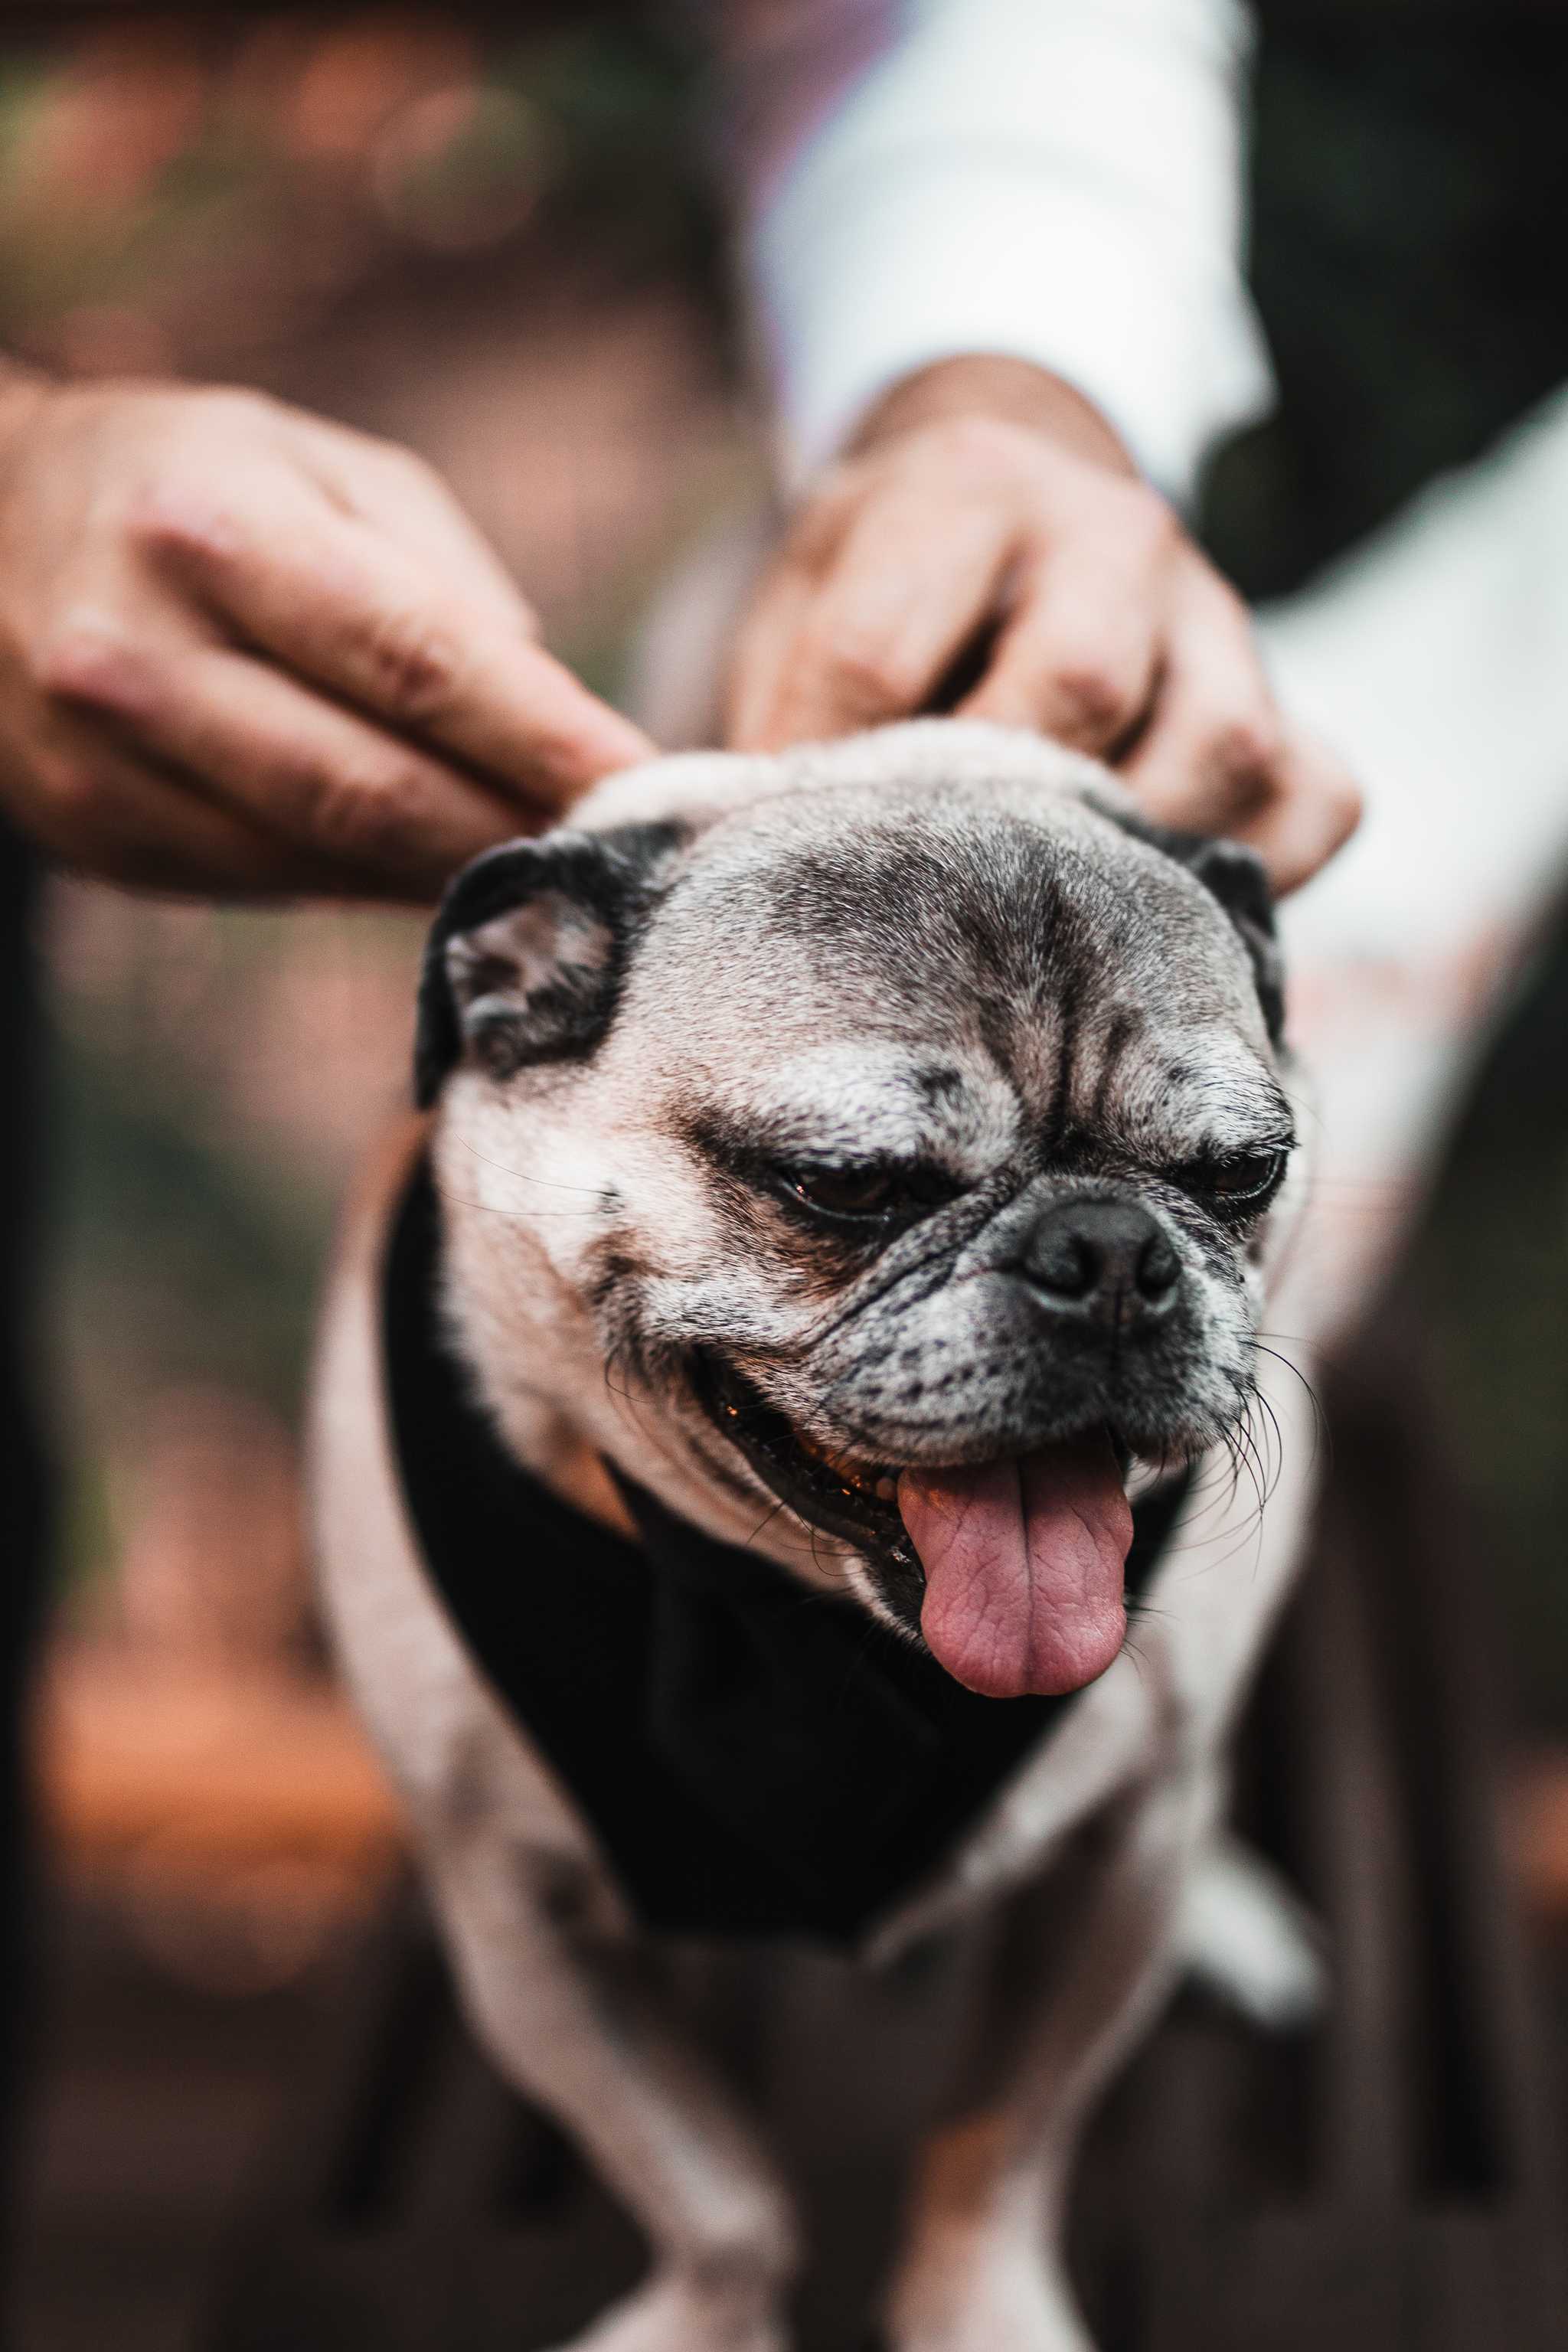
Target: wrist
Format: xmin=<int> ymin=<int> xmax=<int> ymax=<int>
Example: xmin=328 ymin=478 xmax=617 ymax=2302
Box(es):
xmin=847 ymin=356 xmax=1137 ymax=479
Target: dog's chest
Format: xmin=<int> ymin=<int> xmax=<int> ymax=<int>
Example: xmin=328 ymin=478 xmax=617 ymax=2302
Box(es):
xmin=384 ymin=1157 xmax=1180 ymax=1946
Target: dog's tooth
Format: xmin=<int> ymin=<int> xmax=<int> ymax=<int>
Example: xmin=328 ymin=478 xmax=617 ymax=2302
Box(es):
xmin=874 ymin=1475 xmax=897 ymax=1502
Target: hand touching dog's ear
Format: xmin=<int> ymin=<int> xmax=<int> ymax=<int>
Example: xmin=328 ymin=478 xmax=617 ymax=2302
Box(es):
xmin=727 ymin=359 xmax=1361 ymax=899
xmin=0 ymin=379 xmax=653 ymax=897
xmin=415 ymin=824 xmax=686 ymax=1106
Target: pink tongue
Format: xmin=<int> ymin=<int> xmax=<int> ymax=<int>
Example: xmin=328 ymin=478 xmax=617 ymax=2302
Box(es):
xmin=898 ymin=1433 xmax=1133 ymax=1699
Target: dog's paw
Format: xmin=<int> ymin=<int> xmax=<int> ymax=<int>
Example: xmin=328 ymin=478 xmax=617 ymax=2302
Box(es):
xmin=884 ymin=2243 xmax=1094 ymax=2352
xmin=552 ymin=2272 xmax=790 ymax=2352
xmin=1176 ymin=1833 xmax=1328 ymax=2030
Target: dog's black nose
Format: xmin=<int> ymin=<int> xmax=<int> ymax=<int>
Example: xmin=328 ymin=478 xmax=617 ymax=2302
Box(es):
xmin=1020 ymin=1199 xmax=1180 ymax=1330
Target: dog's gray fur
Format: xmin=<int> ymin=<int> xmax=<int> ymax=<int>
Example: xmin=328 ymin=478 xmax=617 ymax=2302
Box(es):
xmin=312 ymin=722 xmax=1321 ymax=2352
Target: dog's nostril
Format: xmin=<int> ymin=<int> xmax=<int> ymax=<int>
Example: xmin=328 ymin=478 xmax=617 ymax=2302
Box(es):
xmin=1029 ymin=1228 xmax=1099 ymax=1301
xmin=1136 ymin=1232 xmax=1179 ymax=1302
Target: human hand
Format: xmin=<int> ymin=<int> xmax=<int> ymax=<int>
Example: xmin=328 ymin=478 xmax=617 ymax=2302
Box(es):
xmin=727 ymin=358 xmax=1359 ymax=894
xmin=0 ymin=374 xmax=652 ymax=897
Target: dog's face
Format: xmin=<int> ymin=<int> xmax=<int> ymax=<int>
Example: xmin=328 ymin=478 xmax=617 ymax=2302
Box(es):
xmin=420 ymin=725 xmax=1296 ymax=1700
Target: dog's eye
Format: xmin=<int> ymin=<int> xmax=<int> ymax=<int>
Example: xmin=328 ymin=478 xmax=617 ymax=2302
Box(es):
xmin=1181 ymin=1147 xmax=1289 ymax=1214
xmin=782 ymin=1164 xmax=950 ymax=1224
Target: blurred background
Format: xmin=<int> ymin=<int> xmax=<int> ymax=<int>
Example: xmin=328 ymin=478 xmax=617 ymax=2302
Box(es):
xmin=5 ymin=8 xmax=1567 ymax=2348
xmin=9 ymin=14 xmax=750 ymax=2342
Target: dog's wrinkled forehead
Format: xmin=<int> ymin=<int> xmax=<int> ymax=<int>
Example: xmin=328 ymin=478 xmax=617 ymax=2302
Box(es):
xmin=613 ymin=782 xmax=1274 ymax=1109
xmin=415 ymin=726 xmax=1285 ymax=1116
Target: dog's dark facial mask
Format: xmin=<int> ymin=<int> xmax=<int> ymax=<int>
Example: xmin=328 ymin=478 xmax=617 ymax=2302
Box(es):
xmin=419 ymin=737 xmax=1295 ymax=1703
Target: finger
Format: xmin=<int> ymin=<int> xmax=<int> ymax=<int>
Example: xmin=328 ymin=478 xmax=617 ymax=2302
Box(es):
xmin=46 ymin=625 xmax=533 ymax=898
xmin=1121 ymin=570 xmax=1285 ymax=829
xmin=770 ymin=459 xmax=866 ymax=573
xmin=735 ymin=492 xmax=1018 ymax=746
xmin=959 ymin=514 xmax=1173 ymax=752
xmin=20 ymin=724 xmax=337 ymax=897
xmin=1122 ymin=570 xmax=1361 ymax=893
xmin=1227 ymin=727 xmax=1363 ymax=895
xmin=133 ymin=470 xmax=653 ymax=808
xmin=724 ymin=560 xmax=817 ymax=748
xmin=300 ymin=422 xmax=541 ymax=636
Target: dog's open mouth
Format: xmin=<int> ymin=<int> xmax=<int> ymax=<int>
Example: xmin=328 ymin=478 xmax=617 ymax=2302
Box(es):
xmin=694 ymin=1356 xmax=1135 ymax=1700
xmin=694 ymin=1351 xmax=910 ymax=1550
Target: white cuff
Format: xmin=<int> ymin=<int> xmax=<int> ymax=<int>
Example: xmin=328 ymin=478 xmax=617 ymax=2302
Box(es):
xmin=753 ymin=151 xmax=1272 ymax=505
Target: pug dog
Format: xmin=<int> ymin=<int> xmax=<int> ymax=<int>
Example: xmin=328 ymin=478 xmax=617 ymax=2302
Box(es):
xmin=311 ymin=720 xmax=1321 ymax=2352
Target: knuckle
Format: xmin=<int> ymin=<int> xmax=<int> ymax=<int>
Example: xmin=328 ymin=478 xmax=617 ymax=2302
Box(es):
xmin=278 ymin=752 xmax=424 ymax=868
xmin=1206 ymin=716 xmax=1286 ymax=793
xmin=815 ymin=628 xmax=918 ymax=715
xmin=1049 ymin=656 xmax=1137 ymax=735
xmin=353 ymin=606 xmax=459 ymax=724
xmin=126 ymin=481 xmax=244 ymax=568
xmin=36 ymin=616 xmax=149 ymax=713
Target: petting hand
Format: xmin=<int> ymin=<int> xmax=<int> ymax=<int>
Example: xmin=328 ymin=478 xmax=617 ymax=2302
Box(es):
xmin=0 ymin=374 xmax=652 ymax=898
xmin=727 ymin=357 xmax=1360 ymax=894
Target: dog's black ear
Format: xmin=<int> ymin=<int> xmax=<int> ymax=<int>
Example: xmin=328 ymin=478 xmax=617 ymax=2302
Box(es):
xmin=1172 ymin=833 xmax=1285 ymax=1047
xmin=1090 ymin=798 xmax=1285 ymax=1047
xmin=414 ymin=822 xmax=686 ymax=1107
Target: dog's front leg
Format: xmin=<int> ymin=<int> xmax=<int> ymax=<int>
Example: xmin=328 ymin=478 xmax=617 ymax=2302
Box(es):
xmin=882 ymin=1767 xmax=1219 ymax=2352
xmin=428 ymin=1834 xmax=798 ymax=2352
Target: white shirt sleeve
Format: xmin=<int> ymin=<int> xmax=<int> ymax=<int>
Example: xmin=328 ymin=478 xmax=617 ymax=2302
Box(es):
xmin=739 ymin=0 xmax=1273 ymax=508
